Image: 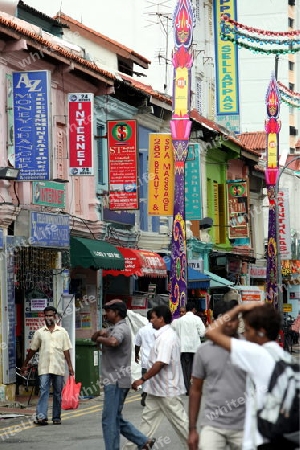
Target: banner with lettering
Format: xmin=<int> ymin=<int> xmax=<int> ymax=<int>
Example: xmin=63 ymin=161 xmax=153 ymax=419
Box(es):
xmin=213 ymin=0 xmax=240 ymax=134
xmin=107 ymin=120 xmax=138 ymax=210
xmin=185 ymin=144 xmax=201 ymax=220
xmin=69 ymin=93 xmax=94 ymax=175
xmin=278 ymin=188 xmax=291 ymax=260
xmin=148 ymin=134 xmax=174 ymax=216
xmin=12 ymin=71 xmax=51 ymax=180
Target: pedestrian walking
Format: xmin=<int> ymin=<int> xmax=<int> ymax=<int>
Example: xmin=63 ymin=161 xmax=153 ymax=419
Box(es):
xmin=135 ymin=309 xmax=156 ymax=407
xmin=205 ymin=302 xmax=298 ymax=450
xmin=21 ymin=306 xmax=74 ymax=425
xmin=172 ymin=301 xmax=206 ymax=394
xmin=124 ymin=305 xmax=189 ymax=450
xmin=188 ymin=300 xmax=246 ymax=450
xmin=91 ymin=299 xmax=156 ymax=450
xmin=180 ymin=306 xmax=187 ymax=317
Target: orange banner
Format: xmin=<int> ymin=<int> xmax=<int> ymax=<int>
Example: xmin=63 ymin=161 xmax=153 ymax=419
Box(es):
xmin=148 ymin=134 xmax=174 ymax=216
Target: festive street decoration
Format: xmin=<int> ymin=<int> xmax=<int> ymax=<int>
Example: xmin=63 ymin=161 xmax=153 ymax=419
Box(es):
xmin=169 ymin=0 xmax=194 ymax=317
xmin=278 ymin=81 xmax=300 ymax=108
xmin=265 ymin=74 xmax=281 ymax=307
xmin=220 ymin=15 xmax=300 ymax=55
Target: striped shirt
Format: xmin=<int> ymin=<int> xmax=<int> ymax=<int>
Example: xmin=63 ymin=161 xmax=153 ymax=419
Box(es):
xmin=144 ymin=325 xmax=185 ymax=397
xmin=30 ymin=325 xmax=72 ymax=376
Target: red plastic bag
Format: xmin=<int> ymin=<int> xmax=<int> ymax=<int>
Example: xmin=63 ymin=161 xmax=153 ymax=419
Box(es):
xmin=61 ymin=376 xmax=81 ymax=410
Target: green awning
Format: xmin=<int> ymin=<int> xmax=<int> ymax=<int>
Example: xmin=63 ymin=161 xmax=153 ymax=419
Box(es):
xmin=70 ymin=237 xmax=125 ymax=270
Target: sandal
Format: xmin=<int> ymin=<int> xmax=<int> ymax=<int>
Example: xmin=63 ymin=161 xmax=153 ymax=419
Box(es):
xmin=52 ymin=419 xmax=61 ymax=425
xmin=34 ymin=419 xmax=48 ymax=425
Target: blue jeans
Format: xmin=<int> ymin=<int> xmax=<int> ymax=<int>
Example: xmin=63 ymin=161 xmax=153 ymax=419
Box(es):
xmin=102 ymin=383 xmax=149 ymax=450
xmin=36 ymin=374 xmax=64 ymax=421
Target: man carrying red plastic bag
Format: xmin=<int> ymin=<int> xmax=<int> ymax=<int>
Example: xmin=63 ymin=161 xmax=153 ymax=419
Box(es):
xmin=62 ymin=376 xmax=81 ymax=410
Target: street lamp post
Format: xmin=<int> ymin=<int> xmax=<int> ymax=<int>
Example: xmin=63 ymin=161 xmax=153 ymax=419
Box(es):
xmin=276 ymin=155 xmax=300 ymax=312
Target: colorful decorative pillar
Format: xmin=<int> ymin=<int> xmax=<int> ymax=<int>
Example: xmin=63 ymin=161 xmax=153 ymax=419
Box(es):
xmin=265 ymin=73 xmax=281 ymax=307
xmin=169 ymin=0 xmax=194 ymax=317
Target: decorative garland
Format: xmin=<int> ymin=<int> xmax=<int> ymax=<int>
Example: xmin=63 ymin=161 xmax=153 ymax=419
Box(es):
xmin=220 ymin=33 xmax=300 ymax=54
xmin=220 ymin=15 xmax=300 ymax=55
xmin=221 ymin=15 xmax=300 ymax=37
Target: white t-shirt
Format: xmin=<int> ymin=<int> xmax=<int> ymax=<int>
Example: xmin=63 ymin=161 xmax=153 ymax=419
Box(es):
xmin=134 ymin=322 xmax=156 ymax=369
xmin=172 ymin=311 xmax=205 ymax=353
xmin=231 ymin=339 xmax=286 ymax=450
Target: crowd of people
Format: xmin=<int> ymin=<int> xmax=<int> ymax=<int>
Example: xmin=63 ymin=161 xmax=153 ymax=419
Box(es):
xmin=21 ymin=299 xmax=299 ymax=450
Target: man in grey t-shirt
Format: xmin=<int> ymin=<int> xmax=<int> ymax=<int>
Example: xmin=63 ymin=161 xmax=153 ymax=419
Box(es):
xmin=91 ymin=299 xmax=156 ymax=450
xmin=188 ymin=300 xmax=246 ymax=450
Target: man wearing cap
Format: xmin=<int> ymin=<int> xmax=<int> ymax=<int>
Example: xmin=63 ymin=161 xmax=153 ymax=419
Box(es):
xmin=91 ymin=299 xmax=156 ymax=450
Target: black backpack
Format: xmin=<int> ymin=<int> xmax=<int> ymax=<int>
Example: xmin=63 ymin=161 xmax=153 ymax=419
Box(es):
xmin=257 ymin=348 xmax=300 ymax=444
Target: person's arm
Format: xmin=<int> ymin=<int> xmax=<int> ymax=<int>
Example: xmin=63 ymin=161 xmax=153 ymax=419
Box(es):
xmin=196 ymin=317 xmax=206 ymax=338
xmin=21 ymin=348 xmax=37 ymax=373
xmin=188 ymin=378 xmax=204 ymax=450
xmin=205 ymin=304 xmax=246 ymax=351
xmin=135 ymin=345 xmax=141 ymax=364
xmin=132 ymin=361 xmax=165 ymax=390
xmin=64 ymin=350 xmax=74 ymax=376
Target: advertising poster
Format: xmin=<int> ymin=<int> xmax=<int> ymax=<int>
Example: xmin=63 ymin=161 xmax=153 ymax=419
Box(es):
xmin=69 ymin=93 xmax=94 ymax=175
xmin=227 ymin=181 xmax=249 ymax=239
xmin=24 ymin=294 xmax=53 ymax=354
xmin=12 ymin=70 xmax=51 ymax=180
xmin=107 ymin=120 xmax=138 ymax=210
xmin=148 ymin=133 xmax=174 ymax=216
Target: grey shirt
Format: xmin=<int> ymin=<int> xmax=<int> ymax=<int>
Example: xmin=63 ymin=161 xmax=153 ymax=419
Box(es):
xmin=101 ymin=319 xmax=131 ymax=388
xmin=192 ymin=339 xmax=246 ymax=430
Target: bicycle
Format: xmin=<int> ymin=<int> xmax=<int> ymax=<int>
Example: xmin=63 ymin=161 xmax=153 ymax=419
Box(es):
xmin=16 ymin=360 xmax=39 ymax=406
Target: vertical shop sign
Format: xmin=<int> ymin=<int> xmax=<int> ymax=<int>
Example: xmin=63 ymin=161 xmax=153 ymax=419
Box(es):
xmin=185 ymin=144 xmax=201 ymax=220
xmin=107 ymin=120 xmax=138 ymax=210
xmin=148 ymin=134 xmax=174 ymax=215
xmin=227 ymin=180 xmax=249 ymax=239
xmin=213 ymin=0 xmax=240 ymax=133
xmin=69 ymin=93 xmax=94 ymax=175
xmin=24 ymin=294 xmax=53 ymax=354
xmin=278 ymin=188 xmax=291 ymax=260
xmin=12 ymin=71 xmax=51 ymax=180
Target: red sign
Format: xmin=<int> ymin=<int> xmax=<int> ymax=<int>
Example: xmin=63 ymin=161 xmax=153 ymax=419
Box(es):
xmin=69 ymin=93 xmax=93 ymax=175
xmin=107 ymin=120 xmax=138 ymax=210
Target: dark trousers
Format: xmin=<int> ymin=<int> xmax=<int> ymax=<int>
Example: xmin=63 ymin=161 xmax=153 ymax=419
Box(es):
xmin=258 ymin=438 xmax=299 ymax=450
xmin=180 ymin=352 xmax=194 ymax=394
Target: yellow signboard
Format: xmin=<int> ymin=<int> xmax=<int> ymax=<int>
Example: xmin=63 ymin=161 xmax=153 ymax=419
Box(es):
xmin=283 ymin=304 xmax=292 ymax=312
xmin=214 ymin=0 xmax=239 ymax=115
xmin=148 ymin=134 xmax=174 ymax=216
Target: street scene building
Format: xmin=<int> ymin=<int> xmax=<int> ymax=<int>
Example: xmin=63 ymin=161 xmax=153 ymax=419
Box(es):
xmin=0 ymin=0 xmax=299 ymax=406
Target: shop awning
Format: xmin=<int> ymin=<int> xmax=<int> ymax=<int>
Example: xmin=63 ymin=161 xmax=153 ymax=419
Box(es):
xmin=103 ymin=247 xmax=167 ymax=278
xmin=70 ymin=237 xmax=125 ymax=270
xmin=204 ymin=270 xmax=234 ymax=287
xmin=188 ymin=267 xmax=210 ymax=289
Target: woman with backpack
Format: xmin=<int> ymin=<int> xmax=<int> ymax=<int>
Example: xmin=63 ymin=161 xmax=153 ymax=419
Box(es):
xmin=205 ymin=302 xmax=299 ymax=450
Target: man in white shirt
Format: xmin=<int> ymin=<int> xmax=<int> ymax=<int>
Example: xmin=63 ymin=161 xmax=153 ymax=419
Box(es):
xmin=124 ymin=305 xmax=189 ymax=449
xmin=205 ymin=302 xmax=297 ymax=450
xmin=172 ymin=301 xmax=206 ymax=394
xmin=135 ymin=309 xmax=156 ymax=406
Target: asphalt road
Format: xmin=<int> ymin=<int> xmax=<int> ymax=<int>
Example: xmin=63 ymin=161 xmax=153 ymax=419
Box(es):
xmin=0 ymin=391 xmax=192 ymax=449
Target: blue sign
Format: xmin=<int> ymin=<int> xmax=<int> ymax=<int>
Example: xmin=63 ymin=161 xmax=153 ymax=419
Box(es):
xmin=12 ymin=71 xmax=51 ymax=180
xmin=30 ymin=212 xmax=70 ymax=248
xmin=0 ymin=228 xmax=3 ymax=249
xmin=185 ymin=144 xmax=202 ymax=220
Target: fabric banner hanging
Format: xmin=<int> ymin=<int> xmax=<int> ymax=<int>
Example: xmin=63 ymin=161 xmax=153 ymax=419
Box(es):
xmin=148 ymin=133 xmax=174 ymax=216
